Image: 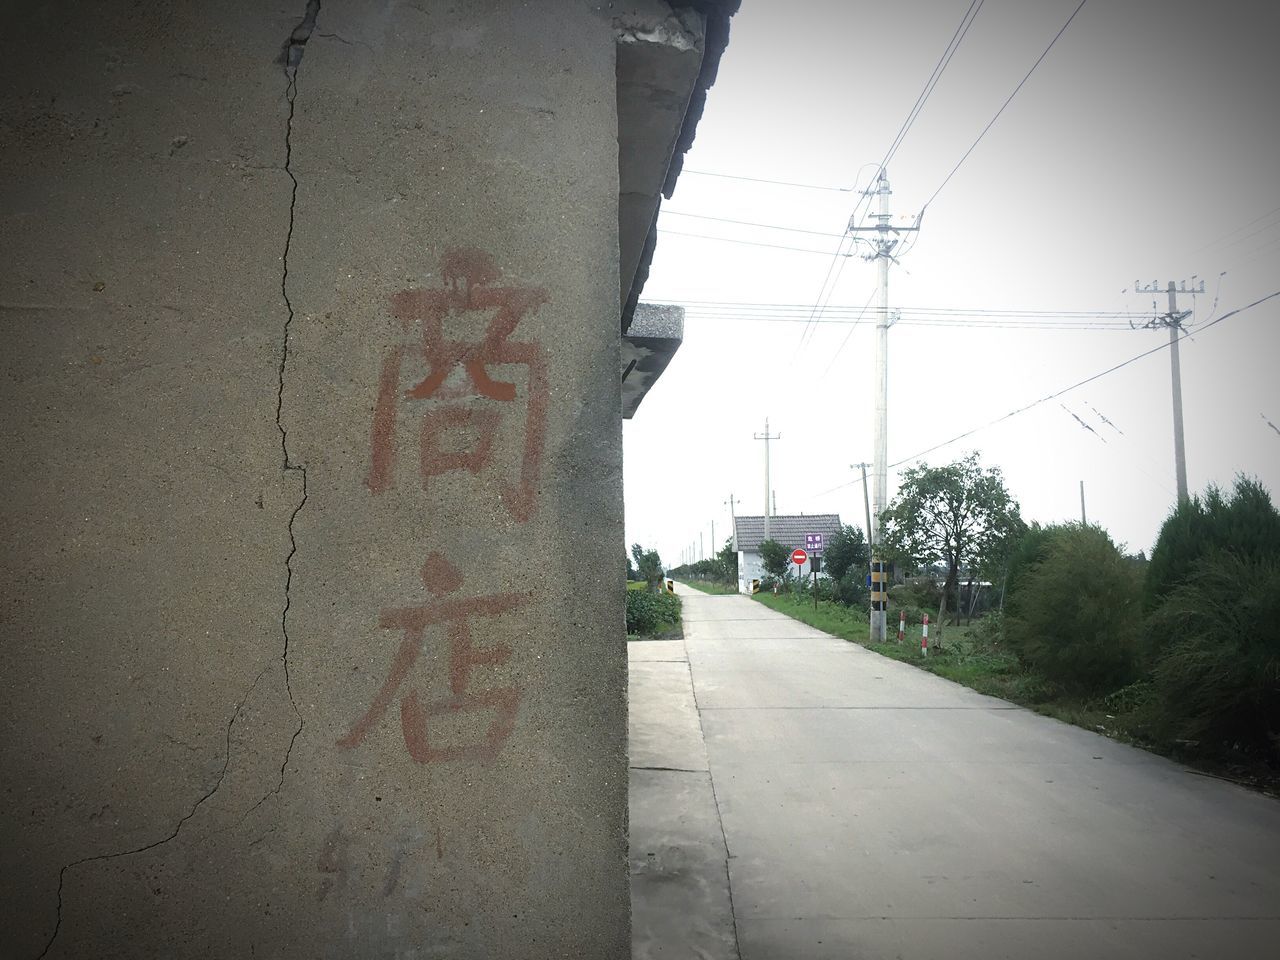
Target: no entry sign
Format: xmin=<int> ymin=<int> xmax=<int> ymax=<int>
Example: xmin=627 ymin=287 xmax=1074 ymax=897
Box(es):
xmin=791 ymin=548 xmax=808 ymax=566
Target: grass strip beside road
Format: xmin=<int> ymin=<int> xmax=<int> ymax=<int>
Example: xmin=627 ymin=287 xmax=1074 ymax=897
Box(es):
xmin=681 ymin=580 xmax=739 ymax=595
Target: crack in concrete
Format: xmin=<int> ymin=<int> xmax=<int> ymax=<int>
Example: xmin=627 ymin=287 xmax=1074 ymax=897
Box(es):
xmin=267 ymin=0 xmax=319 ymax=807
xmin=34 ymin=669 xmax=270 ymax=959
xmin=32 ymin=10 xmax=324 ymax=957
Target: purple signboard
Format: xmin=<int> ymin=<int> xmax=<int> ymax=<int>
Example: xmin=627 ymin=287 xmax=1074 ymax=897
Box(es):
xmin=804 ymin=533 xmax=824 ymax=554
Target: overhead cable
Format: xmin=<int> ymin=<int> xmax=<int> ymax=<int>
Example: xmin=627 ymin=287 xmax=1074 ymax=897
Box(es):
xmin=921 ymin=0 xmax=1090 ymax=213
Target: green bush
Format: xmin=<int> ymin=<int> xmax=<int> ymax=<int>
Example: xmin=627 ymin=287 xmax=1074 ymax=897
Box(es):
xmin=626 ymin=588 xmax=682 ymax=635
xmin=1005 ymin=525 xmax=1143 ymax=694
xmin=1145 ymin=477 xmax=1280 ymax=612
xmin=1144 ymin=553 xmax=1280 ymax=755
xmin=831 ymin=570 xmax=868 ymax=609
xmin=1003 ymin=522 xmax=1073 ymax=606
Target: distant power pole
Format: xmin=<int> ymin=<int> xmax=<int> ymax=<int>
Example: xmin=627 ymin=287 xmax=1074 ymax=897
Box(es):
xmin=753 ymin=418 xmax=781 ymax=541
xmin=1135 ymin=279 xmax=1202 ymax=503
xmin=725 ymin=493 xmax=739 ymax=549
xmin=1080 ymin=480 xmax=1087 ymax=525
xmin=847 ymin=170 xmax=917 ymax=643
xmin=852 ymin=463 xmax=873 ymax=548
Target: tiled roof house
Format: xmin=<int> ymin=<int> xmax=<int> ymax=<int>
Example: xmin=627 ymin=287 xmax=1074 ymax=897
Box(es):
xmin=732 ymin=513 xmax=842 ymax=593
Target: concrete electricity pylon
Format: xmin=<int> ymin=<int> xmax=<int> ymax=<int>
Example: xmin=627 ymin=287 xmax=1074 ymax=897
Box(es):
xmin=725 ymin=493 xmax=738 ymax=549
xmin=753 ymin=418 xmax=781 ymax=541
xmin=1134 ymin=279 xmax=1203 ymax=503
xmin=846 ymin=170 xmax=917 ymax=641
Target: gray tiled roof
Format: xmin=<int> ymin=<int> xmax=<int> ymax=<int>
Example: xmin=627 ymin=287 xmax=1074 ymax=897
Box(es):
xmin=733 ymin=514 xmax=842 ymax=553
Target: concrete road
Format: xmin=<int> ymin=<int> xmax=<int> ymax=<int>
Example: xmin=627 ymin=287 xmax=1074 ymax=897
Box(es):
xmin=633 ymin=584 xmax=1280 ymax=960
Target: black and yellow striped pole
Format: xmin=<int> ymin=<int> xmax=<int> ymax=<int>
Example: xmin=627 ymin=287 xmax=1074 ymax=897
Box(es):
xmin=869 ymin=559 xmax=888 ymax=642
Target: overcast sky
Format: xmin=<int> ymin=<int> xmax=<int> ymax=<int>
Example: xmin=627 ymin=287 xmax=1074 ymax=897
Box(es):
xmin=623 ymin=0 xmax=1280 ymax=567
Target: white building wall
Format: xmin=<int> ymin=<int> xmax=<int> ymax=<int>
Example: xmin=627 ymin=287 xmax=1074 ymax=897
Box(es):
xmin=738 ymin=550 xmax=766 ymax=593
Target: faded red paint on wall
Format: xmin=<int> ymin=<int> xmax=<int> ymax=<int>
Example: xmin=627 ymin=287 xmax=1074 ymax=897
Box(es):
xmin=337 ymin=552 xmax=528 ymax=764
xmin=367 ymin=248 xmax=549 ymax=523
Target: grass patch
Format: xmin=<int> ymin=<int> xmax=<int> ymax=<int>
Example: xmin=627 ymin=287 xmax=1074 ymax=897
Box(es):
xmin=683 ymin=579 xmax=738 ymax=595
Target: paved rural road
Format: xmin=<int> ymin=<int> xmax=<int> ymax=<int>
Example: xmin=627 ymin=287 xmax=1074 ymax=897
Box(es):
xmin=629 ymin=584 xmax=1280 ymax=960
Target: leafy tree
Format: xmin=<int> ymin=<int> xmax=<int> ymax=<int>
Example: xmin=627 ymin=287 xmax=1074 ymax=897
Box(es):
xmin=758 ymin=538 xmax=791 ymax=581
xmin=1005 ymin=525 xmax=1143 ymax=694
xmin=717 ymin=536 xmax=738 ymax=584
xmin=880 ymin=452 xmax=1025 ymax=625
xmin=823 ymin=524 xmax=869 ymax=582
xmin=1144 ymin=476 xmax=1280 ymax=611
xmin=630 ymin=542 xmax=665 ymax=592
xmin=626 ymin=554 xmax=638 ymax=583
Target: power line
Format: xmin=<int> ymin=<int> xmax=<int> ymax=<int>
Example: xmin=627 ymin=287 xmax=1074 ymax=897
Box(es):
xmin=820 ymin=287 xmax=880 ymax=380
xmin=878 ymin=0 xmax=986 ymax=174
xmin=664 ymin=299 xmax=1142 ymax=318
xmin=1190 ymin=204 xmax=1280 ymax=255
xmin=888 ymin=288 xmax=1278 ymax=469
xmin=807 ymin=289 xmax=1279 ymax=493
xmin=679 ymin=168 xmax=855 ymax=192
xmin=659 ymin=209 xmax=847 ymax=239
xmin=654 ymin=228 xmax=845 ymax=256
xmin=921 ymin=0 xmax=1090 ymax=213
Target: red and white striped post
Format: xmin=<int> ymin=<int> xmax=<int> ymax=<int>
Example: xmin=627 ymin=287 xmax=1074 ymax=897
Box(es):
xmin=897 ymin=610 xmax=905 ymax=643
xmin=921 ymin=614 xmax=929 ymax=657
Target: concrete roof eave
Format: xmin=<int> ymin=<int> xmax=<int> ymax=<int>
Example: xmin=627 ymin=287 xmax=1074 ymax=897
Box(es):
xmin=614 ymin=0 xmax=738 ymax=416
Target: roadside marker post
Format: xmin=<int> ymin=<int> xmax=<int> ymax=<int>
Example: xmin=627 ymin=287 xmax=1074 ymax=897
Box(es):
xmin=897 ymin=610 xmax=905 ymax=643
xmin=921 ymin=613 xmax=929 ymax=657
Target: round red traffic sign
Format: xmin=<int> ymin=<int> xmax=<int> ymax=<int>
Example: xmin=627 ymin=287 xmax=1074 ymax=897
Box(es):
xmin=791 ymin=548 xmax=808 ymax=566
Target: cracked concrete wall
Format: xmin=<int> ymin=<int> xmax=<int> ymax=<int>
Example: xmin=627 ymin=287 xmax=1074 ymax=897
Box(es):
xmin=0 ymin=1 xmax=651 ymax=957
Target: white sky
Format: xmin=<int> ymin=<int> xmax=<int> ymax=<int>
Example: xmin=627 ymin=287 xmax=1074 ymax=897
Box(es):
xmin=623 ymin=0 xmax=1280 ymax=567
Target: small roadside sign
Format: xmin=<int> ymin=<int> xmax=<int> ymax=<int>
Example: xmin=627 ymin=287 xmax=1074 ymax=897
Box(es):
xmin=791 ymin=548 xmax=808 ymax=567
xmin=804 ymin=533 xmax=824 ymax=554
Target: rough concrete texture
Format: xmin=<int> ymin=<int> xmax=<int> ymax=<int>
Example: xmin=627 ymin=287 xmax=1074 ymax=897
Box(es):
xmin=0 ymin=1 xmax=708 ymax=956
xmin=671 ymin=584 xmax=1280 ymax=959
xmin=628 ymin=639 xmax=738 ymax=959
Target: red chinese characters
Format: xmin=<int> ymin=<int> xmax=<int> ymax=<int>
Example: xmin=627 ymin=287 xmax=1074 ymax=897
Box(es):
xmin=367 ymin=248 xmax=549 ymax=523
xmin=337 ymin=552 xmax=527 ymax=764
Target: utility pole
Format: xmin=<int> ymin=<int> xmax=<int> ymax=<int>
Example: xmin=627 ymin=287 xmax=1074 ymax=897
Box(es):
xmin=772 ymin=490 xmax=778 ymax=516
xmin=710 ymin=519 xmax=715 ymax=558
xmin=853 ymin=463 xmax=873 ymax=548
xmin=725 ymin=494 xmax=738 ymax=549
xmin=853 ymin=461 xmax=881 ymax=643
xmin=1080 ymin=480 xmax=1087 ymax=525
xmin=1135 ymin=279 xmax=1201 ymax=502
xmin=847 ymin=171 xmax=917 ymax=643
xmin=700 ymin=532 xmax=704 ymax=562
xmin=753 ymin=418 xmax=781 ymax=541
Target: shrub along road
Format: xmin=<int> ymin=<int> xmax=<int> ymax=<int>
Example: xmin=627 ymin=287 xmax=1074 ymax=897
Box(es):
xmin=661 ymin=583 xmax=1280 ymax=960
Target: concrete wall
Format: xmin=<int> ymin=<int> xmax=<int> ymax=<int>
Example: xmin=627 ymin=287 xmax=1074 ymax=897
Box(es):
xmin=738 ymin=551 xmax=765 ymax=593
xmin=0 ymin=1 xmax=691 ymax=955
